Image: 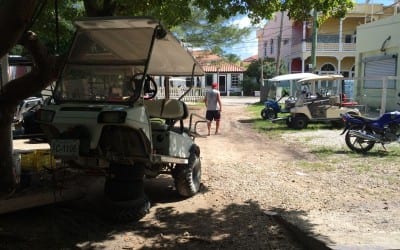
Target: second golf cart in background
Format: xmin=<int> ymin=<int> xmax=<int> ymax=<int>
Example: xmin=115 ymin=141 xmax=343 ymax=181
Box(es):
xmin=271 ymin=74 xmax=361 ymax=129
xmin=261 ymin=73 xmax=318 ymax=120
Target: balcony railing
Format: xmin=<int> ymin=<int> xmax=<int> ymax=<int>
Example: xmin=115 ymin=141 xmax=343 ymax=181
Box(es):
xmin=291 ymin=42 xmax=356 ymax=55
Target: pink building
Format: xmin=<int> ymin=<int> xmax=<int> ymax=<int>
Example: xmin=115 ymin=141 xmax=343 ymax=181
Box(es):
xmin=257 ymin=4 xmax=396 ymax=76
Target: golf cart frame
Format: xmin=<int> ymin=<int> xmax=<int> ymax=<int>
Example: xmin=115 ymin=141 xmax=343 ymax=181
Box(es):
xmin=261 ymin=73 xmax=319 ymax=120
xmin=272 ymin=74 xmax=361 ymax=129
xmin=33 ymin=17 xmax=206 ymax=220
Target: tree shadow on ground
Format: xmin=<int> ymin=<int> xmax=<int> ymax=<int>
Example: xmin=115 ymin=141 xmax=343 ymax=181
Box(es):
xmin=0 ymin=192 xmax=333 ymax=250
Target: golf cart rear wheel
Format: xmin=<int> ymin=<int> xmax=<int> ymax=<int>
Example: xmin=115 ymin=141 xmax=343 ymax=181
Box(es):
xmin=173 ymin=145 xmax=201 ymax=197
xmin=103 ymin=195 xmax=150 ymax=223
xmin=292 ymin=116 xmax=308 ymax=129
xmin=261 ymin=108 xmax=277 ymax=120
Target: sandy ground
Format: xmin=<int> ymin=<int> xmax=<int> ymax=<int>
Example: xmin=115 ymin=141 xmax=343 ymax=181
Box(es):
xmin=1 ymin=96 xmax=400 ymax=249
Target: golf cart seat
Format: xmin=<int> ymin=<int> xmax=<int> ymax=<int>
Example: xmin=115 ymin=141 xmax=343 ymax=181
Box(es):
xmin=145 ymin=99 xmax=189 ymax=132
xmin=145 ymin=99 xmax=188 ymax=120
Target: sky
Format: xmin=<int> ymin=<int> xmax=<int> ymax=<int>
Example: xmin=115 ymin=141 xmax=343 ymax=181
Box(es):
xmin=225 ymin=0 xmax=398 ymax=60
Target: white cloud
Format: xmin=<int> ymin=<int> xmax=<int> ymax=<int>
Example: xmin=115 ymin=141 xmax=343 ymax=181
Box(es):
xmin=224 ymin=15 xmax=264 ymax=59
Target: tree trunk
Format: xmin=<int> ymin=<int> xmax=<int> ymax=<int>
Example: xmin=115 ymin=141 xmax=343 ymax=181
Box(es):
xmin=0 ymin=30 xmax=63 ymax=194
xmin=0 ymin=104 xmax=17 ymax=193
xmin=0 ymin=0 xmax=36 ymax=58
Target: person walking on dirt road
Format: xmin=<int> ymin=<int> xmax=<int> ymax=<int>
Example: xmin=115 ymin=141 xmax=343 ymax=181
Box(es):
xmin=204 ymin=82 xmax=222 ymax=136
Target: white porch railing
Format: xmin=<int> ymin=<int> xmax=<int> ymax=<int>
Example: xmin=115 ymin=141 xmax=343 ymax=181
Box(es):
xmin=157 ymin=87 xmax=206 ymax=103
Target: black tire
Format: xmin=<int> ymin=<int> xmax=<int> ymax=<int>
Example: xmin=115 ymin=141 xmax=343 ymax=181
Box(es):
xmin=104 ymin=164 xmax=145 ymax=201
xmin=345 ymin=130 xmax=375 ymax=153
xmin=286 ymin=117 xmax=293 ymax=128
xmin=104 ymin=195 xmax=151 ymax=223
xmin=292 ymin=116 xmax=308 ymax=129
xmin=104 ymin=179 xmax=144 ymax=201
xmin=173 ymin=145 xmax=201 ymax=197
xmin=261 ymin=108 xmax=277 ymax=120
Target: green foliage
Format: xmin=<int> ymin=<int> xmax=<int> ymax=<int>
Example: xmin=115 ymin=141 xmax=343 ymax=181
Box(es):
xmin=171 ymin=7 xmax=251 ymax=54
xmin=244 ymin=58 xmax=288 ymax=86
xmin=31 ymin=0 xmax=84 ymax=55
xmin=224 ymin=53 xmax=241 ymax=64
xmin=194 ymin=0 xmax=354 ymax=23
xmin=21 ymin=0 xmax=354 ymax=57
xmin=241 ymin=77 xmax=259 ymax=96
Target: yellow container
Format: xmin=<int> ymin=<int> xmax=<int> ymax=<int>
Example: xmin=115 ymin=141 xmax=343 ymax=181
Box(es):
xmin=20 ymin=151 xmax=37 ymax=170
xmin=35 ymin=149 xmax=56 ymax=169
xmin=20 ymin=150 xmax=56 ymax=170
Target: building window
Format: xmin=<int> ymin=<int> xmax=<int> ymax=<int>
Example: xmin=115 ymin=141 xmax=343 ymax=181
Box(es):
xmin=320 ymin=63 xmax=335 ymax=72
xmin=344 ymin=34 xmax=352 ymax=43
xmin=206 ymin=74 xmax=213 ymax=86
xmin=231 ymin=74 xmax=240 ymax=87
xmin=283 ymin=39 xmax=289 ymax=45
xmin=270 ymin=39 xmax=274 ymax=54
xmin=264 ymin=42 xmax=268 ymax=58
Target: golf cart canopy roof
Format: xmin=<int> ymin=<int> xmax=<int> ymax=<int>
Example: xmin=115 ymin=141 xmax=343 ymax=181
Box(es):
xmin=67 ymin=16 xmax=204 ymax=76
xmin=297 ymin=74 xmax=344 ymax=83
xmin=269 ymin=73 xmax=318 ymax=82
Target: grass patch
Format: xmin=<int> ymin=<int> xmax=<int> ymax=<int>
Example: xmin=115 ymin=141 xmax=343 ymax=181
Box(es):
xmin=310 ymin=147 xmax=338 ymax=158
xmin=354 ymin=163 xmax=372 ymax=173
xmin=246 ymin=101 xmax=400 ymax=175
xmin=246 ymin=103 xmax=342 ymax=137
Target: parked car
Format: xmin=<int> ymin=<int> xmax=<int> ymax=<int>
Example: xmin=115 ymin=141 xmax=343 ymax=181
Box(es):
xmin=13 ymin=96 xmax=45 ymax=140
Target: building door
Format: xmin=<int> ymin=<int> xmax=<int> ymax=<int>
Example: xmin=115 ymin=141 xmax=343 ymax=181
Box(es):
xmin=218 ymin=74 xmax=226 ymax=94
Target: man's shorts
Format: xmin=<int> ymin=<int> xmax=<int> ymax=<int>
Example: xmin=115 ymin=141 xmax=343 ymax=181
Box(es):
xmin=206 ymin=110 xmax=221 ymax=121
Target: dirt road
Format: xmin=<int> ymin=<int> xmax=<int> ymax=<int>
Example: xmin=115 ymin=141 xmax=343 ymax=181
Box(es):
xmin=1 ymin=96 xmax=400 ymax=249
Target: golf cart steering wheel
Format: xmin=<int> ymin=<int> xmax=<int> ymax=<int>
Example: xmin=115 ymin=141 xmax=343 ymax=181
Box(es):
xmin=133 ymin=73 xmax=158 ymax=100
xmin=287 ymin=96 xmax=296 ymax=102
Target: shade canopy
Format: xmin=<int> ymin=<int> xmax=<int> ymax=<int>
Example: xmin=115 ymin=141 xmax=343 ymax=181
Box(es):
xmin=68 ymin=17 xmax=204 ymax=76
xmin=269 ymin=73 xmax=318 ymax=82
xmin=297 ymin=74 xmax=344 ymax=83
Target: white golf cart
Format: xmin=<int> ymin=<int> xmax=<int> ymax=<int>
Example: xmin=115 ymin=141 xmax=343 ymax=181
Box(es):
xmin=274 ymin=74 xmax=361 ymax=129
xmin=36 ymin=17 xmax=205 ymax=221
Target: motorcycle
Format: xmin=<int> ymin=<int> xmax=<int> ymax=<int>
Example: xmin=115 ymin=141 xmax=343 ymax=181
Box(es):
xmin=340 ymin=110 xmax=400 ymax=153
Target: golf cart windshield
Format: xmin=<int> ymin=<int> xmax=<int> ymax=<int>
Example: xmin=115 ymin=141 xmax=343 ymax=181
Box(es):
xmin=54 ymin=17 xmax=203 ymax=103
xmin=58 ymin=65 xmax=142 ymax=102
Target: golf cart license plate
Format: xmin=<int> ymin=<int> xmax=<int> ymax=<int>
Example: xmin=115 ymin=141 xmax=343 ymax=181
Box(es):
xmin=51 ymin=139 xmax=79 ymax=158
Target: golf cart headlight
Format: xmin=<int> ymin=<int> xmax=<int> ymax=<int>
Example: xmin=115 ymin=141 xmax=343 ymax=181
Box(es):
xmin=36 ymin=109 xmax=55 ymax=122
xmin=98 ymin=111 xmax=127 ymax=123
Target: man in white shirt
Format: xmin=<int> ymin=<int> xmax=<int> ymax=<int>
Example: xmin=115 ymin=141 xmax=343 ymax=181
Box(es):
xmin=204 ymin=82 xmax=222 ymax=136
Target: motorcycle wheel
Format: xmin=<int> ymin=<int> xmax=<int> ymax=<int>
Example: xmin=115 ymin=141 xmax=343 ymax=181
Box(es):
xmin=261 ymin=108 xmax=277 ymax=120
xmin=345 ymin=131 xmax=375 ymax=153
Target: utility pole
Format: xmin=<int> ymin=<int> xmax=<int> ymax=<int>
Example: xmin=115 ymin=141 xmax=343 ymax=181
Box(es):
xmin=275 ymin=11 xmax=284 ymax=75
xmin=260 ymin=28 xmax=264 ymax=87
xmin=311 ymin=9 xmax=318 ymax=73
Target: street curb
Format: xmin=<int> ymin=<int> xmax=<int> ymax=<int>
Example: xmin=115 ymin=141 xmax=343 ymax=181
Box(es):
xmin=266 ymin=211 xmax=332 ymax=250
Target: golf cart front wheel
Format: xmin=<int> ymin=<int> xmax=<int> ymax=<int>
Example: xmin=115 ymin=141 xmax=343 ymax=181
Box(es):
xmin=173 ymin=145 xmax=201 ymax=197
xmin=261 ymin=108 xmax=277 ymax=120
